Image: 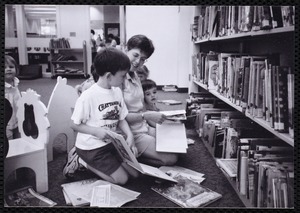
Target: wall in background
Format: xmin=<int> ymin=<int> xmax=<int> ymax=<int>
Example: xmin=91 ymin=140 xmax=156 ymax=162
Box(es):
xmin=126 ymin=6 xmax=193 ymax=88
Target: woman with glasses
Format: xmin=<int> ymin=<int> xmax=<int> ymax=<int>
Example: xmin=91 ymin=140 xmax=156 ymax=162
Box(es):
xmin=122 ymin=35 xmax=178 ymax=167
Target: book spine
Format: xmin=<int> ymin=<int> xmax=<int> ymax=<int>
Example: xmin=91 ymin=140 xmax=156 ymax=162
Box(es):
xmin=287 ymin=73 xmax=294 ymax=138
xmin=277 ymin=66 xmax=289 ymax=132
xmin=241 ymin=57 xmax=251 ymax=109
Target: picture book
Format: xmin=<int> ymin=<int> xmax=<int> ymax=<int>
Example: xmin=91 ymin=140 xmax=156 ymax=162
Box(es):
xmin=106 ymin=131 xmax=177 ymax=183
xmin=5 ymin=186 xmax=57 ymax=207
xmin=151 ymin=174 xmax=222 ymax=208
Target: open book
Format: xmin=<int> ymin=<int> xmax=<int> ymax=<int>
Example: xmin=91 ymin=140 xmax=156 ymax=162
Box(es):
xmin=107 ymin=131 xmax=177 ymax=183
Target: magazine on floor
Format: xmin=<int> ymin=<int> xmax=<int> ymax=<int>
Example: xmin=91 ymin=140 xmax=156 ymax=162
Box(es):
xmin=151 ymin=174 xmax=222 ymax=208
xmin=5 ymin=186 xmax=57 ymax=207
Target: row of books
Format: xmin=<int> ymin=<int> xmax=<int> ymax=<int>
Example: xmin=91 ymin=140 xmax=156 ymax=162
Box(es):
xmin=191 ymin=52 xmax=294 ymax=138
xmin=49 ymin=38 xmax=71 ymax=49
xmin=54 ymin=66 xmax=83 ymax=74
xmin=234 ymin=138 xmax=294 ymax=208
xmin=192 ymin=6 xmax=295 ymax=41
xmin=190 ymin=103 xmax=294 ymax=208
xmin=51 ymin=53 xmax=78 ymax=61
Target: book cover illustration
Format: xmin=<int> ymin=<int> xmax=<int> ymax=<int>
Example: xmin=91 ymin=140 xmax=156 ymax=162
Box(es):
xmin=151 ymin=175 xmax=222 ymax=208
xmin=5 ymin=186 xmax=57 ymax=207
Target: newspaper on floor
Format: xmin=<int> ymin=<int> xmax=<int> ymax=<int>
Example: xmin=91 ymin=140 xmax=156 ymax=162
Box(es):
xmin=61 ymin=178 xmax=140 ymax=207
xmin=159 ymin=166 xmax=205 ymax=184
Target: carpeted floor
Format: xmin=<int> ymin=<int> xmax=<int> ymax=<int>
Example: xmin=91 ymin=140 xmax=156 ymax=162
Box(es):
xmin=6 ymin=77 xmax=245 ymax=208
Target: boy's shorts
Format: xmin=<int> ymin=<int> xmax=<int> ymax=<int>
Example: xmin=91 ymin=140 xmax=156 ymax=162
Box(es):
xmin=76 ymin=143 xmax=122 ymax=176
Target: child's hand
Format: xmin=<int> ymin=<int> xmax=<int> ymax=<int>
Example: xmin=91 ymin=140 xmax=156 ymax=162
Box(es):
xmin=144 ymin=111 xmax=167 ymax=124
xmin=94 ymin=127 xmax=111 ymax=141
xmin=131 ymin=145 xmax=138 ymax=157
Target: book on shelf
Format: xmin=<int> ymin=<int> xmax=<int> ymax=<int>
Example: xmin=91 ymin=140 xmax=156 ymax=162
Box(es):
xmin=287 ymin=72 xmax=294 ymax=138
xmin=61 ymin=178 xmax=140 ymax=207
xmin=216 ymin=158 xmax=238 ymax=178
xmin=207 ymin=52 xmax=219 ymax=90
xmin=5 ymin=186 xmax=57 ymax=207
xmin=151 ymin=174 xmax=222 ymax=208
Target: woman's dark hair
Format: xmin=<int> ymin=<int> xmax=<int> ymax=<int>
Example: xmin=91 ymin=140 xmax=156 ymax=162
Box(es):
xmin=127 ymin=35 xmax=155 ymax=58
xmin=142 ymin=79 xmax=157 ymax=92
xmin=93 ymin=47 xmax=130 ymax=76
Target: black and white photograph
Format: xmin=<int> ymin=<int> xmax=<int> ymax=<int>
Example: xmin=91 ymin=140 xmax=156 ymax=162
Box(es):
xmin=3 ymin=2 xmax=296 ymax=210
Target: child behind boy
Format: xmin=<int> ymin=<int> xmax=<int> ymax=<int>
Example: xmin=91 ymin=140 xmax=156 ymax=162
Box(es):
xmin=5 ymin=55 xmax=21 ymax=140
xmin=142 ymin=79 xmax=159 ymax=112
xmin=67 ymin=47 xmax=139 ymax=185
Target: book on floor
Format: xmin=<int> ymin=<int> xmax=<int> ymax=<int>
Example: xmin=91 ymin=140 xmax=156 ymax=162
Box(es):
xmin=151 ymin=174 xmax=222 ymax=208
xmin=159 ymin=165 xmax=205 ymax=184
xmin=157 ymin=99 xmax=182 ymax=105
xmin=5 ymin=186 xmax=57 ymax=207
xmin=61 ymin=178 xmax=140 ymax=207
xmin=106 ymin=131 xmax=177 ymax=183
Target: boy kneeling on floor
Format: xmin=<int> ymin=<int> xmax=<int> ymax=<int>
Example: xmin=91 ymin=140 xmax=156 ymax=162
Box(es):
xmin=65 ymin=47 xmax=139 ymax=185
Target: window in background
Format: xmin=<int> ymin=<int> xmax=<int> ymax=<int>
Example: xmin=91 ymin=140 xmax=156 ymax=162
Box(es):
xmin=24 ymin=5 xmax=57 ymax=38
xmin=5 ymin=4 xmax=17 ymax=37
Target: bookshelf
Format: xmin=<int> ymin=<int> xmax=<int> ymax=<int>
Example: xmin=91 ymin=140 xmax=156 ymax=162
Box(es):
xmin=49 ymin=41 xmax=88 ymax=78
xmin=190 ymin=5 xmax=295 ymax=208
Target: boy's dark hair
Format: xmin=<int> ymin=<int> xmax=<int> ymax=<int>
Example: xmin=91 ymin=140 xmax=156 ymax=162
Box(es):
xmin=142 ymin=79 xmax=157 ymax=92
xmin=127 ymin=35 xmax=155 ymax=58
xmin=5 ymin=55 xmax=19 ymax=75
xmin=91 ymin=29 xmax=95 ymax=35
xmin=93 ymin=47 xmax=130 ymax=77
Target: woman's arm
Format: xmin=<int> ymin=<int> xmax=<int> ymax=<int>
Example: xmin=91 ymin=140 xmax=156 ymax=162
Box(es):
xmin=126 ymin=111 xmax=167 ymax=126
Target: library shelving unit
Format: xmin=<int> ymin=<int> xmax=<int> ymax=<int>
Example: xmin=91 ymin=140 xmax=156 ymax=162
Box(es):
xmin=49 ymin=40 xmax=88 ymax=78
xmin=190 ymin=6 xmax=295 ymax=208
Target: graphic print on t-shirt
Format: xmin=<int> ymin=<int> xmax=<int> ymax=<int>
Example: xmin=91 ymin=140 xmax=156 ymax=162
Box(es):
xmin=98 ymin=101 xmax=121 ymax=120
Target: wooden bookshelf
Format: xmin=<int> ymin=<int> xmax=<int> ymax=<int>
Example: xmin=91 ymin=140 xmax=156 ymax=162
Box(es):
xmin=190 ymin=5 xmax=295 ymax=208
xmin=49 ymin=41 xmax=88 ymax=78
xmin=193 ymin=80 xmax=294 ymax=146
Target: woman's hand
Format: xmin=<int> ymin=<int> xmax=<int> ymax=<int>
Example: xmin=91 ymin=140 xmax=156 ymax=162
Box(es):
xmin=144 ymin=111 xmax=167 ymax=124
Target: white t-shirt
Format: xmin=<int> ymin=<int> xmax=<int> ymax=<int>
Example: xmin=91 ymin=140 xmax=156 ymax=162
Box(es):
xmin=71 ymin=84 xmax=128 ymax=150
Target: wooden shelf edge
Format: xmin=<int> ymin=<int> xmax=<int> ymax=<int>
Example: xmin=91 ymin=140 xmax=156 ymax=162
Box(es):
xmin=192 ymin=81 xmax=294 ymax=146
